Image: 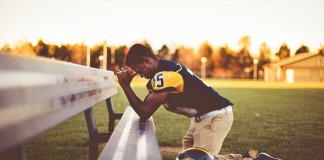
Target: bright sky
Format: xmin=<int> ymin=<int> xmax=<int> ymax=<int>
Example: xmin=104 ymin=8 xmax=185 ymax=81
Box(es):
xmin=0 ymin=0 xmax=323 ymax=55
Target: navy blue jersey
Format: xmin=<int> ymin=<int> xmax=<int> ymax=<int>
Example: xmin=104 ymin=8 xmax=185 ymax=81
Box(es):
xmin=146 ymin=59 xmax=233 ymax=116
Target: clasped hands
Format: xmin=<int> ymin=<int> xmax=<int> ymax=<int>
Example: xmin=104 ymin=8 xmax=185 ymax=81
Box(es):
xmin=116 ymin=66 xmax=137 ymax=88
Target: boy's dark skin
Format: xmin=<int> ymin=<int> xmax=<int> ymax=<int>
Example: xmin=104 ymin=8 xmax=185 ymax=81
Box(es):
xmin=116 ymin=57 xmax=167 ymax=122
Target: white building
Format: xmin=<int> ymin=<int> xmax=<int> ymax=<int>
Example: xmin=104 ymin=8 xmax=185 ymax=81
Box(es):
xmin=264 ymin=52 xmax=324 ymax=83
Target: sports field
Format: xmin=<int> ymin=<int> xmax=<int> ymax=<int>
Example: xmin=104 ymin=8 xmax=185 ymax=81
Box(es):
xmin=25 ymin=79 xmax=324 ymax=160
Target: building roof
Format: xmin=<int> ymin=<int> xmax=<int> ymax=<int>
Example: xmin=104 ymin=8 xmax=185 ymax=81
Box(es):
xmin=264 ymin=52 xmax=321 ymax=68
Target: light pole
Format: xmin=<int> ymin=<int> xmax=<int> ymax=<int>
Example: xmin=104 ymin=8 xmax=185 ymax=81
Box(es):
xmin=99 ymin=55 xmax=104 ymax=69
xmin=110 ymin=45 xmax=116 ymax=71
xmin=111 ymin=45 xmax=115 ymax=66
xmin=102 ymin=41 xmax=107 ymax=70
xmin=201 ymin=57 xmax=207 ymax=79
xmin=253 ymin=59 xmax=259 ymax=80
xmin=86 ymin=45 xmax=91 ymax=67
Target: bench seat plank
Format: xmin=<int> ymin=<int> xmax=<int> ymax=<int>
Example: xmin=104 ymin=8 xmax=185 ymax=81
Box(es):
xmin=0 ymin=54 xmax=117 ymax=153
xmin=99 ymin=107 xmax=162 ymax=160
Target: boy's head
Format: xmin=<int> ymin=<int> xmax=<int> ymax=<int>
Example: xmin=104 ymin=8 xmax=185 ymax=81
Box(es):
xmin=126 ymin=44 xmax=159 ymax=79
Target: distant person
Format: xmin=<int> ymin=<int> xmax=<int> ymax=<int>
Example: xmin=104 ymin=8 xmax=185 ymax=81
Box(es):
xmin=177 ymin=147 xmax=281 ymax=160
xmin=116 ymin=44 xmax=233 ymax=156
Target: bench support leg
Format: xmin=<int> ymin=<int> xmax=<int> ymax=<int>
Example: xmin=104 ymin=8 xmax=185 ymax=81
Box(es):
xmin=106 ymin=98 xmax=123 ymax=134
xmin=84 ymin=108 xmax=99 ymax=160
xmin=106 ymin=98 xmax=115 ymax=133
xmin=83 ymin=98 xmax=123 ymax=160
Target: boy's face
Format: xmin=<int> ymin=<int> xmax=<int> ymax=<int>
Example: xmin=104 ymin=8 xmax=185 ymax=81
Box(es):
xmin=129 ymin=58 xmax=156 ymax=79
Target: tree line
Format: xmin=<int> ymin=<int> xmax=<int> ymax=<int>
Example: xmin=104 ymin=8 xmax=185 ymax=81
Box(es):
xmin=1 ymin=37 xmax=323 ymax=79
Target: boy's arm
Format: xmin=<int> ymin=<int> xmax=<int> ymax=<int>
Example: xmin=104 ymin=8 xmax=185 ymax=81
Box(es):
xmin=116 ymin=67 xmax=167 ymax=122
xmin=121 ymin=86 xmax=167 ymax=122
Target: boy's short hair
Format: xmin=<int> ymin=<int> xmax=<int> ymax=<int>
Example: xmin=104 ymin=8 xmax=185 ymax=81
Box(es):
xmin=126 ymin=44 xmax=157 ymax=66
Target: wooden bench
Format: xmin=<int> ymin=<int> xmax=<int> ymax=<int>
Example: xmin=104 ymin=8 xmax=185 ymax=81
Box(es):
xmin=0 ymin=53 xmax=161 ymax=160
xmin=99 ymin=107 xmax=162 ymax=160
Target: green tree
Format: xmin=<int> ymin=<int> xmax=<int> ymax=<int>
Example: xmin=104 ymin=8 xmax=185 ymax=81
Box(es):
xmin=171 ymin=48 xmax=179 ymax=62
xmin=198 ymin=41 xmax=213 ymax=58
xmin=115 ymin=45 xmax=127 ymax=68
xmin=237 ymin=36 xmax=253 ymax=69
xmin=106 ymin=46 xmax=112 ymax=70
xmin=173 ymin=46 xmax=198 ymax=72
xmin=48 ymin=44 xmax=58 ymax=58
xmin=295 ymin=45 xmax=309 ymax=55
xmin=319 ymin=45 xmax=324 ymax=55
xmin=0 ymin=43 xmax=10 ymax=52
xmin=258 ymin=42 xmax=271 ymax=67
xmin=239 ymin=35 xmax=251 ymax=49
xmin=90 ymin=45 xmax=102 ymax=68
xmin=157 ymin=44 xmax=170 ymax=59
xmin=142 ymin=39 xmax=152 ymax=50
xmin=198 ymin=41 xmax=214 ymax=76
xmin=70 ymin=43 xmax=87 ymax=65
xmin=214 ymin=44 xmax=241 ymax=78
xmin=55 ymin=44 xmax=71 ymax=62
xmin=35 ymin=40 xmax=49 ymax=57
xmin=218 ymin=45 xmax=235 ymax=69
xmin=276 ymin=43 xmax=290 ymax=59
xmin=90 ymin=44 xmax=116 ymax=69
xmin=11 ymin=41 xmax=36 ymax=56
xmin=237 ymin=48 xmax=253 ymax=69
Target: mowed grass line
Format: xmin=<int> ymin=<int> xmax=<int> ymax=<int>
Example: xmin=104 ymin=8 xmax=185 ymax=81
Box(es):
xmin=24 ymin=81 xmax=324 ymax=160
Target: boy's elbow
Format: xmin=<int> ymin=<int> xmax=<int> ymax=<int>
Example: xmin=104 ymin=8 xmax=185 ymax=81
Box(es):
xmin=138 ymin=109 xmax=153 ymax=122
xmin=132 ymin=104 xmax=156 ymax=122
xmin=139 ymin=116 xmax=149 ymax=123
xmin=138 ymin=111 xmax=151 ymax=121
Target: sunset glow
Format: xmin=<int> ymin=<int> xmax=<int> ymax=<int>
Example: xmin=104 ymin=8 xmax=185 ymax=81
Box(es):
xmin=0 ymin=0 xmax=323 ymax=54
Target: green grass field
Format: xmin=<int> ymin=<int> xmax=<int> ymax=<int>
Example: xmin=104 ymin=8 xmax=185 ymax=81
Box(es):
xmin=25 ymin=79 xmax=324 ymax=160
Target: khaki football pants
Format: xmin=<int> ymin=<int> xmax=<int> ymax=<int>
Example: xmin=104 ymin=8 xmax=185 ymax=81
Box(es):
xmin=182 ymin=111 xmax=233 ymax=156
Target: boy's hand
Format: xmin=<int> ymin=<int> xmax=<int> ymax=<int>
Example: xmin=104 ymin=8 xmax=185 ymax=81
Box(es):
xmin=116 ymin=67 xmax=137 ymax=88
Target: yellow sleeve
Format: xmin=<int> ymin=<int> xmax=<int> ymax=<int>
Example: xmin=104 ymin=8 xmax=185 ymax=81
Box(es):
xmin=151 ymin=71 xmax=184 ymax=93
